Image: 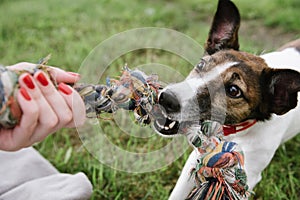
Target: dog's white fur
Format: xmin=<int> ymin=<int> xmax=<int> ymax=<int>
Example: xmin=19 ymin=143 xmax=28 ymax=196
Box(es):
xmin=169 ymin=47 xmax=300 ymax=199
xmin=185 ymin=62 xmax=239 ymax=92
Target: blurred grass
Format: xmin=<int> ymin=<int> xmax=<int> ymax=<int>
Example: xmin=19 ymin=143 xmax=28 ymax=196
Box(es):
xmin=0 ymin=0 xmax=300 ymax=199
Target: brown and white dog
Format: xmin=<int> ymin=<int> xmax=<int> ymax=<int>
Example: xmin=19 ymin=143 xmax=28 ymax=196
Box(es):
xmin=152 ymin=0 xmax=300 ymax=199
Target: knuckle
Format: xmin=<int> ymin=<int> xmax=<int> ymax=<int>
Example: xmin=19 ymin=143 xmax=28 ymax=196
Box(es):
xmin=60 ymin=111 xmax=73 ymax=125
xmin=41 ymin=86 xmax=55 ymax=96
xmin=46 ymin=115 xmax=59 ymax=129
xmin=16 ymin=62 xmax=35 ymax=71
xmin=25 ymin=105 xmax=39 ymax=117
xmin=19 ymin=62 xmax=31 ymax=66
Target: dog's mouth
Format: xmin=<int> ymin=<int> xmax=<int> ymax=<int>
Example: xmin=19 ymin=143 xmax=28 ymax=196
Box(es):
xmin=153 ymin=116 xmax=180 ymax=136
xmin=151 ymin=105 xmax=183 ymax=136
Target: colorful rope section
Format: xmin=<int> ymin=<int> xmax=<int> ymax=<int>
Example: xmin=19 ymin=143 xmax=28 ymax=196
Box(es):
xmin=0 ymin=66 xmax=20 ymax=128
xmin=74 ymin=64 xmax=161 ymax=125
xmin=185 ymin=122 xmax=250 ymax=200
xmin=0 ymin=55 xmax=52 ymax=128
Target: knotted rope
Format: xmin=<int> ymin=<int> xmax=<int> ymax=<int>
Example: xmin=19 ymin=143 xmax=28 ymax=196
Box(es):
xmin=185 ymin=122 xmax=250 ymax=200
xmin=0 ymin=55 xmax=51 ymax=128
xmin=0 ymin=57 xmax=250 ymax=199
xmin=74 ymin=64 xmax=161 ymax=125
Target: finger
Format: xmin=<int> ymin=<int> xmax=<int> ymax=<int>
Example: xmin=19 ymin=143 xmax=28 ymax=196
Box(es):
xmin=7 ymin=62 xmax=80 ymax=84
xmin=48 ymin=67 xmax=81 ymax=84
xmin=0 ymin=87 xmax=39 ymax=151
xmin=18 ymin=73 xmax=58 ymax=142
xmin=34 ymin=71 xmax=73 ymax=128
xmin=6 ymin=62 xmax=37 ymax=71
xmin=13 ymin=87 xmax=39 ymax=147
xmin=58 ymin=83 xmax=86 ymax=128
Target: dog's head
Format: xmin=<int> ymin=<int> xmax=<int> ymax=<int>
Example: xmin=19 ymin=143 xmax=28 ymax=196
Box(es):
xmin=153 ymin=0 xmax=300 ymax=136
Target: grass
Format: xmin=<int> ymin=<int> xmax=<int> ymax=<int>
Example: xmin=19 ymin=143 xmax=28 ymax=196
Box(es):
xmin=0 ymin=0 xmax=300 ymax=199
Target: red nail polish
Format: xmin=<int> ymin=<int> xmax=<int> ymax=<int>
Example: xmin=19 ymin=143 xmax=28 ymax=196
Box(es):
xmin=36 ymin=73 xmax=49 ymax=86
xmin=58 ymin=83 xmax=72 ymax=95
xmin=20 ymin=87 xmax=31 ymax=101
xmin=23 ymin=75 xmax=35 ymax=89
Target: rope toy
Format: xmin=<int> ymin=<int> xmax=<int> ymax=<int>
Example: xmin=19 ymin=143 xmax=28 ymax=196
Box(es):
xmin=185 ymin=122 xmax=250 ymax=200
xmin=74 ymin=64 xmax=161 ymax=125
xmin=0 ymin=56 xmax=250 ymax=199
xmin=0 ymin=55 xmax=51 ymax=128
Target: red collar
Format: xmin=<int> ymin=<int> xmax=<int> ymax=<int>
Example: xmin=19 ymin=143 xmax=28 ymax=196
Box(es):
xmin=223 ymin=119 xmax=257 ymax=136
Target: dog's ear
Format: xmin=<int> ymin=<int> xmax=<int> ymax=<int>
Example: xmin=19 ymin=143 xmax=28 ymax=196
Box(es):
xmin=262 ymin=68 xmax=300 ymax=115
xmin=205 ymin=0 xmax=240 ymax=55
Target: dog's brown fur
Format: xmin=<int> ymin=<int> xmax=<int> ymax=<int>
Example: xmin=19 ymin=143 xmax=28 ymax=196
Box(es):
xmin=194 ymin=0 xmax=300 ymax=125
xmin=204 ymin=0 xmax=240 ymax=55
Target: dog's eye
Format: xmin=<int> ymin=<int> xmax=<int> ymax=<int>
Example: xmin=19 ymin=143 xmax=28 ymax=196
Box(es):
xmin=196 ymin=60 xmax=206 ymax=70
xmin=226 ymin=85 xmax=243 ymax=98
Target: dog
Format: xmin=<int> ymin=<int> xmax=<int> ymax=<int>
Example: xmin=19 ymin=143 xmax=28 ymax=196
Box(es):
xmin=151 ymin=0 xmax=300 ymax=199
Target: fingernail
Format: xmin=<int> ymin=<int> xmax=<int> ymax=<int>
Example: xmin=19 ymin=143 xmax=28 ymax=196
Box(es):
xmin=36 ymin=73 xmax=49 ymax=86
xmin=23 ymin=74 xmax=35 ymax=89
xmin=20 ymin=87 xmax=31 ymax=101
xmin=58 ymin=83 xmax=72 ymax=95
xmin=67 ymin=72 xmax=80 ymax=77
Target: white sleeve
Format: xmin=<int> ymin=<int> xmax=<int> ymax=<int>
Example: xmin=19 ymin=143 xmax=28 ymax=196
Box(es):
xmin=0 ymin=147 xmax=92 ymax=200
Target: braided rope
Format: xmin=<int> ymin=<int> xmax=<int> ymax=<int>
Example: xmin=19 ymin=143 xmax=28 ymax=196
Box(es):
xmin=74 ymin=64 xmax=161 ymax=125
xmin=185 ymin=122 xmax=250 ymax=200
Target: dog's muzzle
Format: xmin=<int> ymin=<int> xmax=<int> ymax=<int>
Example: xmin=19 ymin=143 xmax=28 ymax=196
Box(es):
xmin=152 ymin=90 xmax=181 ymax=136
xmin=158 ymin=90 xmax=181 ymax=113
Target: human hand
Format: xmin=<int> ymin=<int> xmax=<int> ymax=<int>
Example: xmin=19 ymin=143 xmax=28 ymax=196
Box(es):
xmin=0 ymin=62 xmax=86 ymax=151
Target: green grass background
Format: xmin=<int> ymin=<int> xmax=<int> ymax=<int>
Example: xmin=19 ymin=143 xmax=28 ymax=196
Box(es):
xmin=1 ymin=0 xmax=300 ymax=199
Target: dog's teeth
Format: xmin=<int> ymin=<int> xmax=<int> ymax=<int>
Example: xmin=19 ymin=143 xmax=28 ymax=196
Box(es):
xmin=163 ymin=112 xmax=168 ymax=118
xmin=155 ymin=120 xmax=164 ymax=129
xmin=164 ymin=126 xmax=169 ymax=130
xmin=169 ymin=121 xmax=176 ymax=129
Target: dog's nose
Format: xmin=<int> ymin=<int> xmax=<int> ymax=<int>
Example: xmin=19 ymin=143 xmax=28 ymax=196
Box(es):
xmin=158 ymin=90 xmax=181 ymax=113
